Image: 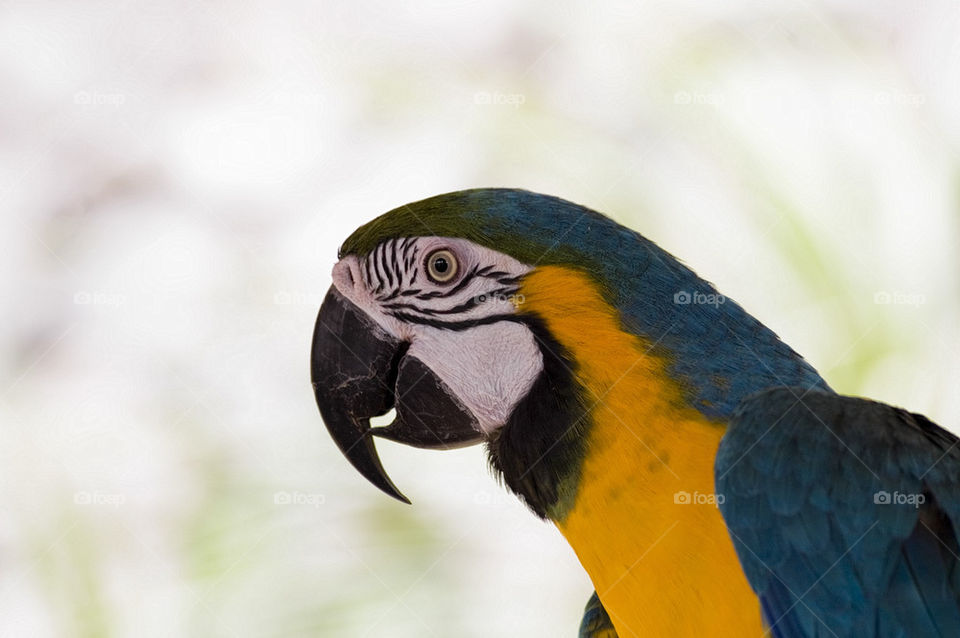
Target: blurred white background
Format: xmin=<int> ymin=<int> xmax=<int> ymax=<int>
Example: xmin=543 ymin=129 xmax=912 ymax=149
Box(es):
xmin=2 ymin=1 xmax=959 ymax=636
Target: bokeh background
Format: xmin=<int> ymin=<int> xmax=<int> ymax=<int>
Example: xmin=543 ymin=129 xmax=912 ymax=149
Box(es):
xmin=3 ymin=1 xmax=959 ymax=636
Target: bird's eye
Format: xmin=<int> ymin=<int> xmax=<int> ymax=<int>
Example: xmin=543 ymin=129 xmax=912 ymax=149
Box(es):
xmin=425 ymin=249 xmax=459 ymax=284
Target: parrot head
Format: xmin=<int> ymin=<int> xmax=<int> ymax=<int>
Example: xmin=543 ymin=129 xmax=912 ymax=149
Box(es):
xmin=312 ymin=188 xmax=594 ymax=515
xmin=311 ymin=188 xmax=821 ymax=519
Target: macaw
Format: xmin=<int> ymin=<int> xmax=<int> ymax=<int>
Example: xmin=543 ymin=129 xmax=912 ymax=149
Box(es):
xmin=311 ymin=188 xmax=960 ymax=637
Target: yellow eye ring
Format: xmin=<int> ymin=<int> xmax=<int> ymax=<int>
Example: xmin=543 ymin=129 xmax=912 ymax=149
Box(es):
xmin=425 ymin=249 xmax=458 ymax=284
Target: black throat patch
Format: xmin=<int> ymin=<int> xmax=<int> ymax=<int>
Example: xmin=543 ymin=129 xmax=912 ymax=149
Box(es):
xmin=485 ymin=315 xmax=588 ymax=521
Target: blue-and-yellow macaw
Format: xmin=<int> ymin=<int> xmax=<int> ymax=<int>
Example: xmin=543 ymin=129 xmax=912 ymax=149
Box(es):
xmin=311 ymin=189 xmax=960 ymax=637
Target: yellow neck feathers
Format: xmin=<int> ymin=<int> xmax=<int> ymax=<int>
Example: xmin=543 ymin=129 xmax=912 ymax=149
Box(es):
xmin=518 ymin=266 xmax=764 ymax=637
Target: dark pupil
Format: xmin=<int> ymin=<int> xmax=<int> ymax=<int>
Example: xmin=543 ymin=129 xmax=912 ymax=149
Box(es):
xmin=433 ymin=257 xmax=449 ymax=274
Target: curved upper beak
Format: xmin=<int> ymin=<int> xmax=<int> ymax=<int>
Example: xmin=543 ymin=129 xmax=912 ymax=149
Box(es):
xmin=311 ymin=286 xmax=483 ymax=503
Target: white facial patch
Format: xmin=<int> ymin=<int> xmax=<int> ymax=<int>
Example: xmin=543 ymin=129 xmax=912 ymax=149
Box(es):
xmin=329 ymin=236 xmax=544 ymax=433
xmin=407 ymin=322 xmax=543 ymax=434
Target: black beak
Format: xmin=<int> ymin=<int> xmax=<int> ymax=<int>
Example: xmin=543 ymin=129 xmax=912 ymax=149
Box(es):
xmin=311 ymin=287 xmax=483 ymax=503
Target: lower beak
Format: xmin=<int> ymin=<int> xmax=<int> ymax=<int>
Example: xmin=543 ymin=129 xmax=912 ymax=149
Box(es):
xmin=310 ymin=287 xmax=483 ymax=503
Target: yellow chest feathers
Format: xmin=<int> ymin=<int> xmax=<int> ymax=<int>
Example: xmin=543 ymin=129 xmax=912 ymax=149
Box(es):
xmin=518 ymin=266 xmax=765 ymax=637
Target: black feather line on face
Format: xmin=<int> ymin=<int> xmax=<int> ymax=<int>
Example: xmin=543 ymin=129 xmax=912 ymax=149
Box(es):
xmin=410 ymin=267 xmax=477 ymax=300
xmin=406 ymin=246 xmax=419 ymax=278
xmin=370 ymin=247 xmax=384 ymax=293
xmin=378 ymin=288 xmax=401 ymax=302
xmin=402 ymin=240 xmax=416 ymax=272
xmin=360 ymin=258 xmax=371 ymax=288
xmin=387 ymin=311 xmax=524 ymax=331
xmin=383 ymin=301 xmax=440 ymax=315
xmin=486 ymin=316 xmax=588 ymax=520
xmin=433 ymin=264 xmax=478 ymax=298
xmin=414 ymin=290 xmax=448 ymax=300
xmin=429 ymin=286 xmax=518 ymax=315
xmin=380 ymin=239 xmax=395 ymax=288
xmin=383 ymin=286 xmax=518 ymax=316
xmin=496 ymin=275 xmax=523 ymax=286
xmin=389 ymin=239 xmax=401 ymax=288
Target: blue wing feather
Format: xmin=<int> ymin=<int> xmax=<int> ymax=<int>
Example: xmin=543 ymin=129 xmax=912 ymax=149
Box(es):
xmin=578 ymin=591 xmax=618 ymax=638
xmin=717 ymin=387 xmax=960 ymax=637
